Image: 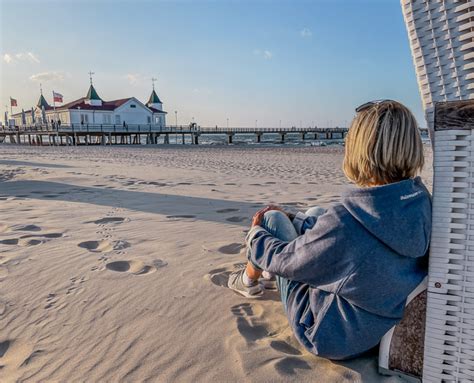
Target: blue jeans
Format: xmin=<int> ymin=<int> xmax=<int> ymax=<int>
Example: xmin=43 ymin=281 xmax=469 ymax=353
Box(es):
xmin=254 ymin=207 xmax=325 ymax=311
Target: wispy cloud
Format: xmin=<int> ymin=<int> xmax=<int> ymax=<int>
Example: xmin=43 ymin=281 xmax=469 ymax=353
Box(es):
xmin=254 ymin=49 xmax=273 ymax=60
xmin=300 ymin=28 xmax=312 ymax=38
xmin=3 ymin=51 xmax=40 ymax=64
xmin=125 ymin=73 xmax=141 ymax=85
xmin=3 ymin=53 xmax=12 ymax=63
xmin=29 ymin=71 xmax=65 ymax=82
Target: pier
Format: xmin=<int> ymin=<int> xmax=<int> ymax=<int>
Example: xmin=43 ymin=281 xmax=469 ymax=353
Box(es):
xmin=0 ymin=124 xmax=429 ymax=146
xmin=0 ymin=125 xmax=350 ymax=146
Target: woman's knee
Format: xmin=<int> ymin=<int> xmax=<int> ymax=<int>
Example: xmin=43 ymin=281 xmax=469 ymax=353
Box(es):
xmin=261 ymin=210 xmax=298 ymax=242
xmin=263 ymin=210 xmax=289 ymax=225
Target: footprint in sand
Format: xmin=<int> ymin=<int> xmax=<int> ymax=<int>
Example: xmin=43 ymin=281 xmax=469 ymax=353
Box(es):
xmin=226 ymin=216 xmax=248 ymax=223
xmin=18 ymin=238 xmax=43 ymax=247
xmin=269 ymin=340 xmax=302 ymax=356
xmin=231 ymin=303 xmax=270 ymax=343
xmin=0 ymin=237 xmax=42 ymax=248
xmin=230 ymin=304 xmax=309 ymax=374
xmin=105 ymin=259 xmax=166 ymax=275
xmin=0 ymin=239 xmax=19 ymax=245
xmin=78 ymin=240 xmax=113 ymax=253
xmin=12 ymin=224 xmax=41 ymax=232
xmin=147 ymin=181 xmax=167 ymax=186
xmin=274 ymin=357 xmax=311 ymax=375
xmin=217 ymin=243 xmax=244 ymax=255
xmin=89 ymin=217 xmax=128 ymax=225
xmin=0 ymin=339 xmax=39 ymax=372
xmin=79 ymin=240 xmax=131 ymax=253
xmin=216 ymin=208 xmax=239 ymax=214
xmin=166 ymin=215 xmax=196 ymax=220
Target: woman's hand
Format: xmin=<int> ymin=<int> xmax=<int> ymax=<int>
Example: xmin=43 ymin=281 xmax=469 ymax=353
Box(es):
xmin=251 ymin=205 xmax=287 ymax=227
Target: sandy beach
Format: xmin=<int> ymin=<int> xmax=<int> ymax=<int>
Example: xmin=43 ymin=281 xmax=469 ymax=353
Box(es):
xmin=0 ymin=144 xmax=432 ymax=382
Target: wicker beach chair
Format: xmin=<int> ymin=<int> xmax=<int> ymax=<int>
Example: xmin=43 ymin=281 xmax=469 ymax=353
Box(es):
xmin=422 ymin=100 xmax=474 ymax=382
xmin=378 ymin=101 xmax=474 ymax=382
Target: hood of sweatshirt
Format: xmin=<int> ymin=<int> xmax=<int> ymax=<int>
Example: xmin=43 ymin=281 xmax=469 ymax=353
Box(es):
xmin=342 ymin=177 xmax=431 ymax=258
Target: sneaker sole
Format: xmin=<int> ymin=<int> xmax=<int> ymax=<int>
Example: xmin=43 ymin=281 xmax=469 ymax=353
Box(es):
xmin=227 ymin=283 xmax=263 ymax=299
xmin=259 ymin=280 xmax=277 ymax=290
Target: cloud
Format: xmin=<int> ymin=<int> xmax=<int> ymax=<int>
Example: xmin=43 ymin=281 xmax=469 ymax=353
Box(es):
xmin=125 ymin=73 xmax=141 ymax=85
xmin=29 ymin=71 xmax=65 ymax=82
xmin=3 ymin=51 xmax=40 ymax=64
xmin=3 ymin=53 xmax=12 ymax=63
xmin=254 ymin=49 xmax=273 ymax=60
xmin=300 ymin=28 xmax=312 ymax=38
xmin=263 ymin=50 xmax=273 ymax=60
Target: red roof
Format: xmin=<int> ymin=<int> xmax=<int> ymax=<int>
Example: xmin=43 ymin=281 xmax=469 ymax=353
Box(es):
xmin=148 ymin=106 xmax=167 ymax=114
xmin=54 ymin=97 xmax=132 ymax=111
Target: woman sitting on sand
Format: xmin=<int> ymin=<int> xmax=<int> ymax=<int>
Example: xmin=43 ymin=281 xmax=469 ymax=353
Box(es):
xmin=228 ymin=100 xmax=431 ymax=360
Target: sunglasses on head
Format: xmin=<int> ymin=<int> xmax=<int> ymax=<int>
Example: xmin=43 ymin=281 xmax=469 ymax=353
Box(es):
xmin=355 ymin=99 xmax=395 ymax=113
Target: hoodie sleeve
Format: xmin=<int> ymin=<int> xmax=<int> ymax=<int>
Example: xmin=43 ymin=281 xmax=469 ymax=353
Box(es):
xmin=247 ymin=209 xmax=356 ymax=287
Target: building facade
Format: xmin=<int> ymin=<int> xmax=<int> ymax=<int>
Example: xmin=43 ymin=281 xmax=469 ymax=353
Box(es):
xmin=11 ymin=84 xmax=167 ymax=127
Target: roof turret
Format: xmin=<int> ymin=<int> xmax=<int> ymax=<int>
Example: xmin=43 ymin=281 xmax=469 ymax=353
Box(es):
xmin=147 ymin=89 xmax=162 ymax=105
xmin=86 ymin=84 xmax=102 ymax=101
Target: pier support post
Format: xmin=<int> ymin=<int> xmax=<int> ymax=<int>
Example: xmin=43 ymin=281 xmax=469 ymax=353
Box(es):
xmin=28 ymin=135 xmax=31 ymax=145
xmin=16 ymin=132 xmax=21 ymax=144
xmin=182 ymin=133 xmax=185 ymax=144
xmin=193 ymin=133 xmax=200 ymax=145
xmin=164 ymin=134 xmax=170 ymax=144
xmin=256 ymin=133 xmax=262 ymax=143
xmin=279 ymin=133 xmax=286 ymax=143
xmin=301 ymin=132 xmax=306 ymax=140
xmin=108 ymin=132 xmax=112 ymax=145
xmin=227 ymin=133 xmax=234 ymax=144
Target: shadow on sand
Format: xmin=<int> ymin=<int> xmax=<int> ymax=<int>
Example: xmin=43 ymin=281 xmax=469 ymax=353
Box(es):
xmin=1 ymin=180 xmax=260 ymax=227
xmin=0 ymin=160 xmax=73 ymax=169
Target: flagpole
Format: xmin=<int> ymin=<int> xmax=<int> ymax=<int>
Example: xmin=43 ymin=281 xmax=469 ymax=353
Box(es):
xmin=52 ymin=90 xmax=56 ymax=122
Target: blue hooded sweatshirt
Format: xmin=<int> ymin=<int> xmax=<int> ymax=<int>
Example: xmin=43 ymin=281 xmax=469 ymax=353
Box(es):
xmin=246 ymin=177 xmax=431 ymax=360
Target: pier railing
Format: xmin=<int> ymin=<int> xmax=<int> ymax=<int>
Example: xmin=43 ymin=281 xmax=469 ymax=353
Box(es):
xmin=0 ymin=124 xmax=342 ymax=134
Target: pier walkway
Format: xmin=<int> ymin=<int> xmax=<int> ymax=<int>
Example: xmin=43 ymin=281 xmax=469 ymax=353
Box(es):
xmin=0 ymin=125 xmax=349 ymax=146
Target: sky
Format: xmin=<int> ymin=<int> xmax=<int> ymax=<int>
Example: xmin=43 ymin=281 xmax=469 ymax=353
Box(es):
xmin=0 ymin=0 xmax=425 ymax=128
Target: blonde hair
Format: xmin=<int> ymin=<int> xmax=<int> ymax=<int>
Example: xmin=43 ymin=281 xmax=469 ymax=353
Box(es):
xmin=343 ymin=100 xmax=424 ymax=187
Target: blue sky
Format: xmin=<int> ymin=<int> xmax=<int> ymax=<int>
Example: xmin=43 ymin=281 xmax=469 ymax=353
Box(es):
xmin=0 ymin=0 xmax=425 ymax=127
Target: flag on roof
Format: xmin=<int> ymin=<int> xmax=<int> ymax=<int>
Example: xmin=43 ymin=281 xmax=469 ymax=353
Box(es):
xmin=10 ymin=97 xmax=17 ymax=107
xmin=53 ymin=91 xmax=63 ymax=103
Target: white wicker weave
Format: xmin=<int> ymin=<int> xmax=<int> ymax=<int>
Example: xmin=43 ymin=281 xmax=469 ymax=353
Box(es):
xmin=401 ymin=0 xmax=474 ymax=133
xmin=425 ymin=127 xmax=474 ymax=382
